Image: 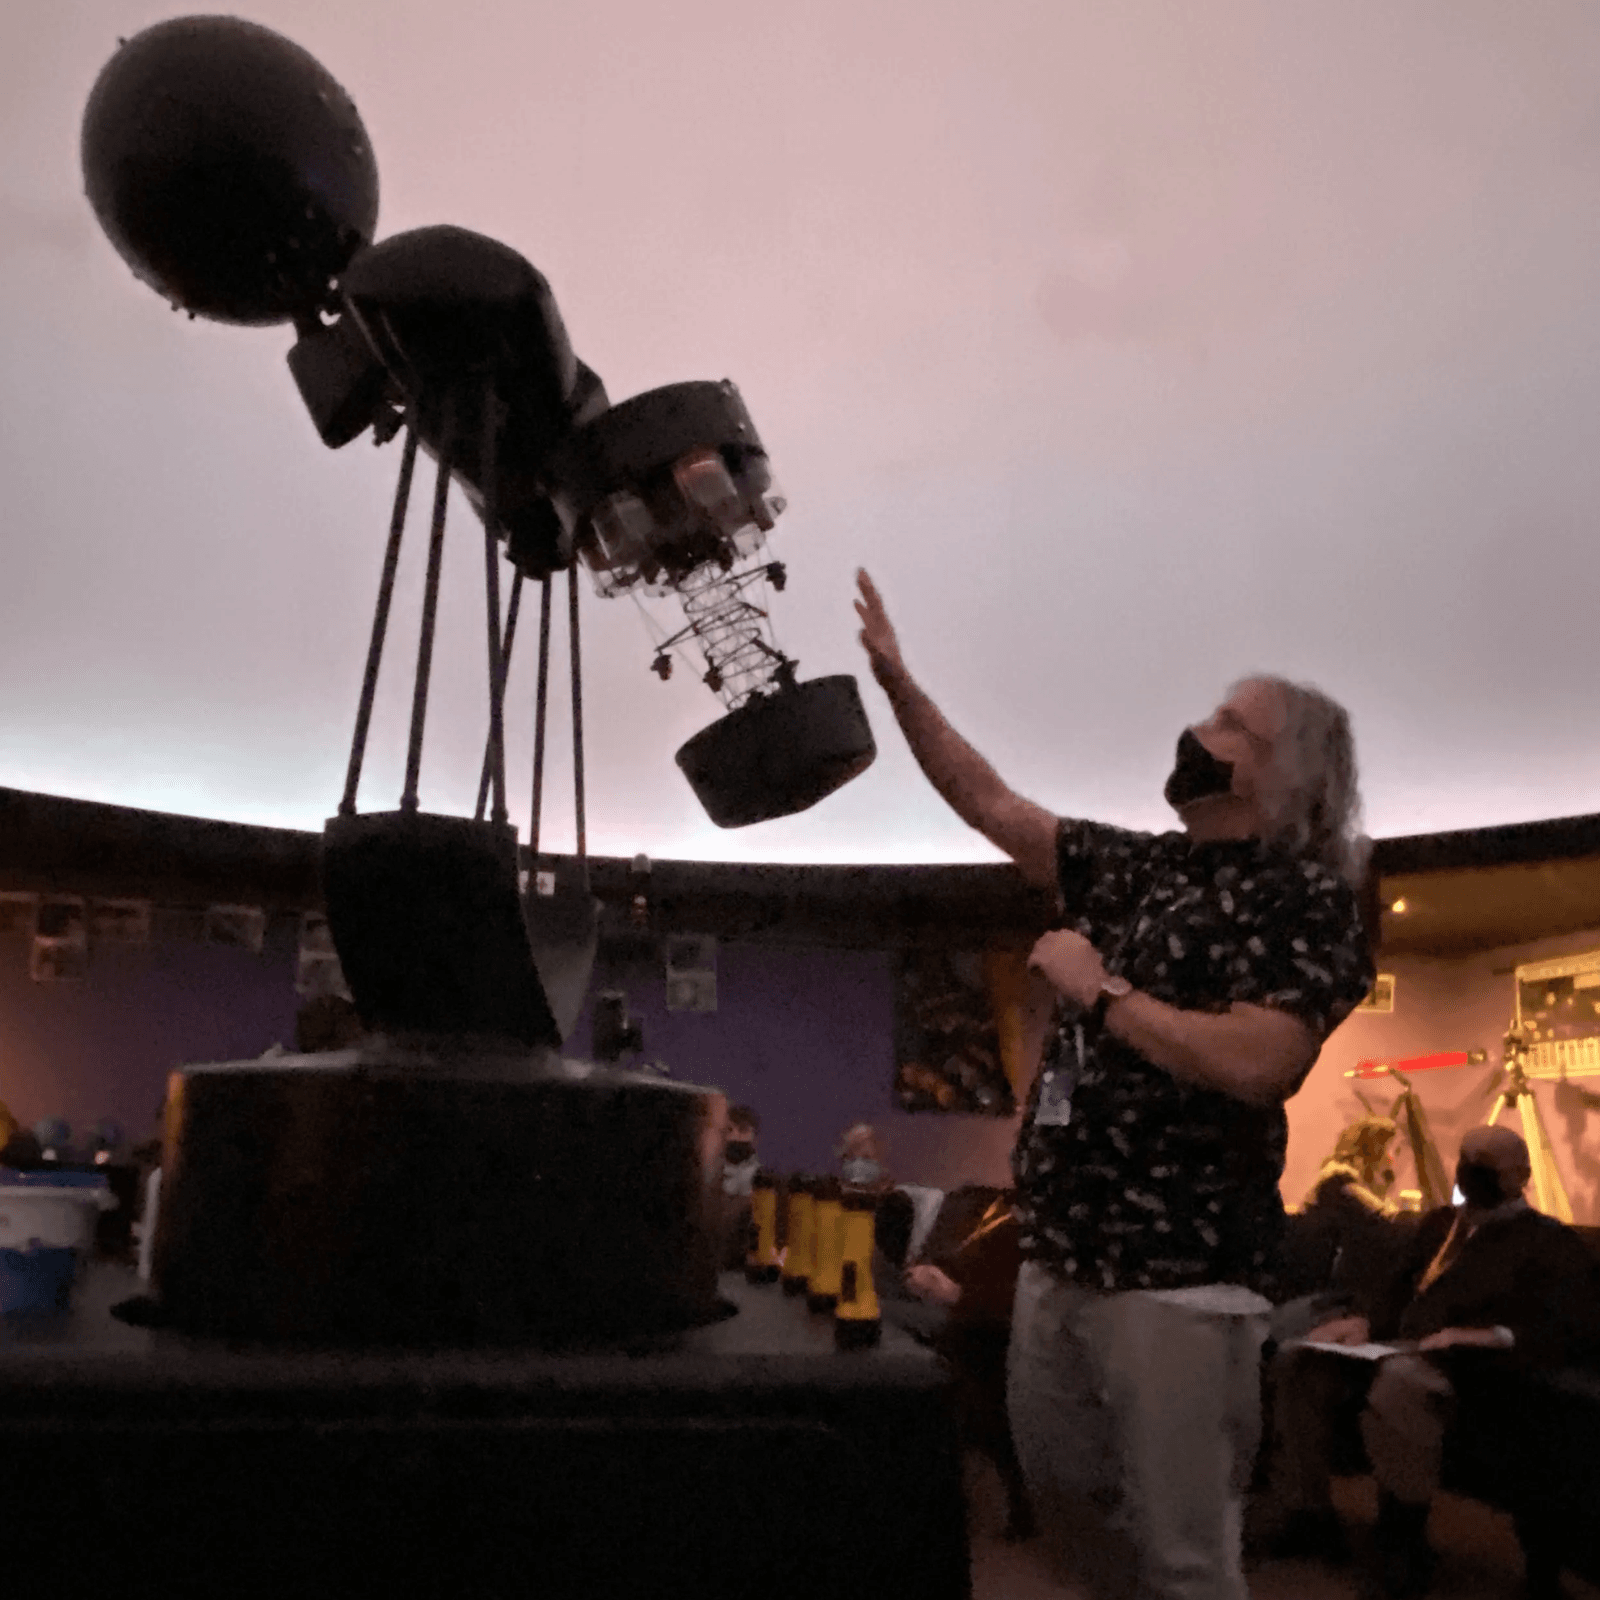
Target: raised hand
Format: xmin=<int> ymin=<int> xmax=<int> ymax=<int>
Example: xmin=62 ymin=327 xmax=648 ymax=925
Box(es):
xmin=854 ymin=569 xmax=905 ymax=687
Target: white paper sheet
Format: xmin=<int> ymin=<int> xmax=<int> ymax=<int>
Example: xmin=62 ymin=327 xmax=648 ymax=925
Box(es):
xmin=1293 ymin=1339 xmax=1404 ymax=1360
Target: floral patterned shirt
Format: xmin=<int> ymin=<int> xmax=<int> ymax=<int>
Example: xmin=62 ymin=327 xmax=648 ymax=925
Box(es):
xmin=1011 ymin=818 xmax=1375 ymax=1295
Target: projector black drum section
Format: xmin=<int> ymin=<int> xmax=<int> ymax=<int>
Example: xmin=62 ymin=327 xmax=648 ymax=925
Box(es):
xmin=150 ymin=1046 xmax=731 ymax=1347
xmin=675 ymin=675 xmax=877 ymax=828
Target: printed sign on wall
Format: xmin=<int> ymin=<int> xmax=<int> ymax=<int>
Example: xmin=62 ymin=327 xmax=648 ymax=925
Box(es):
xmin=1514 ymin=948 xmax=1600 ymax=1078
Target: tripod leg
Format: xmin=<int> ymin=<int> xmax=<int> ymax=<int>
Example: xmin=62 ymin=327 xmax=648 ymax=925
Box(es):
xmin=1516 ymin=1091 xmax=1573 ymax=1223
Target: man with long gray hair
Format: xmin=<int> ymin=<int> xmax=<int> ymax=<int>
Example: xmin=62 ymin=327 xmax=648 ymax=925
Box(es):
xmin=853 ymin=570 xmax=1375 ymax=1600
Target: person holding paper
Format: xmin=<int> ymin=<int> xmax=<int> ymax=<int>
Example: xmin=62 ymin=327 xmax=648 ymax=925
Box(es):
xmin=1258 ymin=1124 xmax=1600 ymax=1598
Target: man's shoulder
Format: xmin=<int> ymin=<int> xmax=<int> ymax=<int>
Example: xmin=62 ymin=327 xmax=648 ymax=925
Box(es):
xmin=1497 ymin=1206 xmax=1586 ymax=1248
xmin=1055 ymin=816 xmax=1167 ymax=856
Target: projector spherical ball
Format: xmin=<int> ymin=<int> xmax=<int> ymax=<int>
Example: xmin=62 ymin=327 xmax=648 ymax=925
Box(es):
xmin=81 ymin=15 xmax=379 ymax=326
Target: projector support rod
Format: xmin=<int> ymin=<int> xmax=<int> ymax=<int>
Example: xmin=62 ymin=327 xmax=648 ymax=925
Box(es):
xmin=479 ymin=386 xmax=509 ymax=826
xmin=529 ymin=575 xmax=553 ymax=859
xmin=402 ymin=397 xmax=454 ymax=814
xmin=569 ymin=563 xmax=587 ymax=889
xmin=339 ymin=405 xmax=419 ymax=817
xmin=475 ymin=572 xmax=523 ymax=822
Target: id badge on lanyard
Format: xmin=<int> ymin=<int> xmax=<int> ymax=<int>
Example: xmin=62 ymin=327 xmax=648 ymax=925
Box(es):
xmin=1030 ymin=883 xmax=1156 ymax=1131
xmin=1031 ymin=1015 xmax=1087 ymax=1129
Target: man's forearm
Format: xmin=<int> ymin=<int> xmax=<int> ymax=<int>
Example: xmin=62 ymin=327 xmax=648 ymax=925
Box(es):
xmin=876 ymin=662 xmax=1014 ymax=834
xmin=1102 ymin=991 xmax=1294 ymax=1105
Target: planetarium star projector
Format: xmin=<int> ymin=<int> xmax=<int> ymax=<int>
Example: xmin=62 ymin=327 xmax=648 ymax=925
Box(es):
xmin=75 ymin=15 xmax=878 ymax=1347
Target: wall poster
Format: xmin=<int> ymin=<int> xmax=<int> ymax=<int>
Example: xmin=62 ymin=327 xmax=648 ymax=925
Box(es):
xmin=892 ymin=947 xmax=1029 ymax=1116
xmin=1514 ymin=948 xmax=1600 ymax=1078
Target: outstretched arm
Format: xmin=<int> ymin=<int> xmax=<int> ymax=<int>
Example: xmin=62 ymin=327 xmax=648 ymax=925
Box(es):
xmin=855 ymin=569 xmax=1057 ymax=888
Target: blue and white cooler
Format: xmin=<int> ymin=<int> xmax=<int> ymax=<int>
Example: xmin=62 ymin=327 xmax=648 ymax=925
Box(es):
xmin=0 ymin=1171 xmax=117 ymax=1315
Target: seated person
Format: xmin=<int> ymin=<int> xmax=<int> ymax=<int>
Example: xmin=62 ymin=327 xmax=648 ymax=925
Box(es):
xmin=1258 ymin=1124 xmax=1600 ymax=1599
xmin=1270 ymin=1115 xmax=1412 ymax=1342
xmin=899 ymin=1185 xmax=1035 ymax=1543
xmin=721 ymin=1105 xmax=761 ymax=1198
xmin=1302 ymin=1114 xmax=1402 ymax=1218
xmin=837 ymin=1121 xmax=894 ymax=1196
xmin=0 ymin=1095 xmax=39 ymax=1167
xmin=717 ymin=1105 xmax=763 ymax=1269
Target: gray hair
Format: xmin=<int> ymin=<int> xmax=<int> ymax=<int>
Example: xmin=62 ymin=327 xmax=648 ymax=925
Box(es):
xmin=1232 ymin=675 xmax=1371 ymax=890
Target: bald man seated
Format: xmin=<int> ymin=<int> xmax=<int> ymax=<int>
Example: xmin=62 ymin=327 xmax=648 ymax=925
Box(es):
xmin=1256 ymin=1125 xmax=1600 ymax=1599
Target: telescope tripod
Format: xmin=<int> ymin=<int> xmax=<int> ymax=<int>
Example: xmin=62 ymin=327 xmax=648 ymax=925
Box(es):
xmin=1488 ymin=1023 xmax=1573 ymax=1224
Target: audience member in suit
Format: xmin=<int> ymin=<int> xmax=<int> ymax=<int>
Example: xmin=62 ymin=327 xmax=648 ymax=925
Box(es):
xmin=899 ymin=1186 xmax=1036 ymax=1543
xmin=1257 ymin=1124 xmax=1600 ymax=1599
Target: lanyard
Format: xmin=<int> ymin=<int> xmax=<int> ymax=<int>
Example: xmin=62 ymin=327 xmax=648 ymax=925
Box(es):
xmin=1068 ymin=878 xmax=1161 ymax=1074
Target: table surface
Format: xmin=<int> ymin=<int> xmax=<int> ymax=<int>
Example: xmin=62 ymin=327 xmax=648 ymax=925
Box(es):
xmin=1 ymin=1261 xmax=972 ymax=1600
xmin=0 ymin=1260 xmax=946 ymax=1410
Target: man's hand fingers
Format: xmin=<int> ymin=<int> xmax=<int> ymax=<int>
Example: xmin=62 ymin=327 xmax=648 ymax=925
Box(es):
xmin=856 ymin=570 xmax=888 ymax=621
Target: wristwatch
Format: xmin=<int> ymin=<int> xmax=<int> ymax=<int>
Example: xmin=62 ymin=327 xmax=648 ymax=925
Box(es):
xmin=1089 ymin=974 xmax=1133 ymax=1029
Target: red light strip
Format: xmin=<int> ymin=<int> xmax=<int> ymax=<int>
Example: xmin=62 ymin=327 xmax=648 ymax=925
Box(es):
xmin=1349 ymin=1051 xmax=1472 ymax=1080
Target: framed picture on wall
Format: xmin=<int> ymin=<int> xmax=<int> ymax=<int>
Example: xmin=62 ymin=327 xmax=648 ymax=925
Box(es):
xmin=664 ymin=934 xmax=717 ymax=1013
xmin=296 ymin=911 xmax=351 ymax=1000
xmin=0 ymin=891 xmax=39 ymax=939
xmin=892 ymin=948 xmax=1024 ymax=1116
xmin=205 ymin=903 xmax=267 ymax=954
xmin=1356 ymin=973 xmax=1396 ymax=1013
xmin=89 ymin=898 xmax=153 ymax=945
xmin=30 ymin=895 xmax=88 ymax=982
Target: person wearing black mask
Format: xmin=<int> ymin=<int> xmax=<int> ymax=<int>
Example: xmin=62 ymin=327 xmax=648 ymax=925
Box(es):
xmin=721 ymin=1106 xmax=761 ymax=1198
xmin=1259 ymin=1124 xmax=1600 ymax=1598
xmin=717 ymin=1106 xmax=763 ymax=1270
xmin=854 ymin=571 xmax=1376 ymax=1600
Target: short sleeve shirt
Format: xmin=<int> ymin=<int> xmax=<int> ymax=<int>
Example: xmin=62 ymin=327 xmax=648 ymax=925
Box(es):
xmin=1011 ymin=818 xmax=1375 ymax=1295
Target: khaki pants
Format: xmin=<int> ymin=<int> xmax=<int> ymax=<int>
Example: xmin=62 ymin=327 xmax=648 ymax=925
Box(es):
xmin=1269 ymin=1345 xmax=1458 ymax=1510
xmin=1007 ymin=1261 xmax=1270 ymax=1600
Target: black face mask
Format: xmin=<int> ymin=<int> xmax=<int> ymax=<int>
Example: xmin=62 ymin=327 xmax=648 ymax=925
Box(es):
xmin=725 ymin=1140 xmax=755 ymax=1165
xmin=1163 ymin=728 xmax=1236 ymax=810
xmin=1456 ymin=1159 xmax=1506 ymax=1210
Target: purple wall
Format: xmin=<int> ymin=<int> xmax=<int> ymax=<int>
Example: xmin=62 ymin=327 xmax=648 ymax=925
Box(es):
xmin=568 ymin=943 xmax=1020 ymax=1190
xmin=0 ymin=924 xmax=1018 ymax=1190
xmin=0 ymin=919 xmax=301 ymax=1149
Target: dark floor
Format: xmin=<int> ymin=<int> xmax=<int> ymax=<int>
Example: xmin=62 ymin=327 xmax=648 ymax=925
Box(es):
xmin=962 ymin=1456 xmax=1600 ymax=1600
